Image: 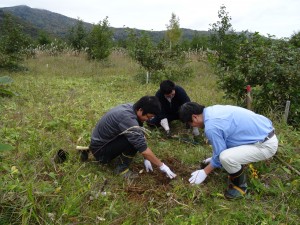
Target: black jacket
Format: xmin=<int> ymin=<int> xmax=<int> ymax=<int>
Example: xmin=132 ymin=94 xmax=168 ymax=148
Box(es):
xmin=155 ymin=85 xmax=190 ymax=118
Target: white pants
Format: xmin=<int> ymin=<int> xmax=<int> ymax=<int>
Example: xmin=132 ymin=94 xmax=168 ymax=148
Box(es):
xmin=219 ymin=135 xmax=278 ymax=174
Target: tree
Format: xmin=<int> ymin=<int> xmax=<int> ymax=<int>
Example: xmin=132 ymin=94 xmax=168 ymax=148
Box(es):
xmin=289 ymin=31 xmax=300 ymax=48
xmin=37 ymin=31 xmax=52 ymax=46
xmin=68 ymin=19 xmax=88 ymax=52
xmin=127 ymin=30 xmax=162 ymax=73
xmin=190 ymin=33 xmax=209 ymax=50
xmin=0 ymin=13 xmax=32 ymax=70
xmin=127 ymin=29 xmax=193 ymax=83
xmin=86 ymin=17 xmax=113 ymax=60
xmin=165 ymin=13 xmax=182 ymax=49
xmin=208 ymin=5 xmax=243 ymax=69
xmin=208 ymin=6 xmax=300 ymax=127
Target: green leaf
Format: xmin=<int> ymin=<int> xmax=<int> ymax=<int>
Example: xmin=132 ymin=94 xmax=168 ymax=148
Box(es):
xmin=48 ymin=172 xmax=56 ymax=179
xmin=0 ymin=143 xmax=14 ymax=152
xmin=0 ymin=76 xmax=13 ymax=85
xmin=0 ymin=88 xmax=15 ymax=96
xmin=282 ymin=166 xmax=291 ymax=175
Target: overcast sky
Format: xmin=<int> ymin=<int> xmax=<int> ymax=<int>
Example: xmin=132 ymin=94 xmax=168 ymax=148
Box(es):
xmin=1 ymin=0 xmax=299 ymax=38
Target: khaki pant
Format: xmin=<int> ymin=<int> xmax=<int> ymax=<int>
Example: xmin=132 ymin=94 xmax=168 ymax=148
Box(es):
xmin=219 ymin=135 xmax=278 ymax=174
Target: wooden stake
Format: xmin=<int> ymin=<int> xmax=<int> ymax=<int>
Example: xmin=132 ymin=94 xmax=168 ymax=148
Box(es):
xmin=274 ymin=155 xmax=300 ymax=176
xmin=283 ymin=100 xmax=290 ymax=124
xmin=246 ymin=85 xmax=252 ymax=110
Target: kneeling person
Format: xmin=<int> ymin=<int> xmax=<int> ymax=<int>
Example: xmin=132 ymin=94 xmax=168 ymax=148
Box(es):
xmin=179 ymin=102 xmax=278 ymax=199
xmin=148 ymin=80 xmax=200 ymax=140
xmin=89 ymin=96 xmax=176 ymax=179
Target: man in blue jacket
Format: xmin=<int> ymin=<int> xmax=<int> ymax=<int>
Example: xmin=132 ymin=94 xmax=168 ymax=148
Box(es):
xmin=147 ymin=80 xmax=200 ymax=139
xmin=179 ymin=102 xmax=278 ymax=199
xmin=89 ymin=96 xmax=176 ymax=180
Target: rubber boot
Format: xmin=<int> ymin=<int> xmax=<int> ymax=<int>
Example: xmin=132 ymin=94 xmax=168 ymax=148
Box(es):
xmin=80 ymin=150 xmax=89 ymax=162
xmin=54 ymin=149 xmax=69 ymax=163
xmin=114 ymin=153 xmax=139 ymax=179
xmin=224 ymin=167 xmax=247 ymax=199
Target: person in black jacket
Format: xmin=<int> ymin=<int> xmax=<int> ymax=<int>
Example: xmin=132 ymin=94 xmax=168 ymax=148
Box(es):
xmin=89 ymin=96 xmax=176 ymax=179
xmin=147 ymin=80 xmax=200 ymax=139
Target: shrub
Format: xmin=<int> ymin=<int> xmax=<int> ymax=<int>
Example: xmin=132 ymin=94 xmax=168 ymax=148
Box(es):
xmin=208 ymin=5 xmax=300 ymax=127
xmin=128 ymin=31 xmax=193 ymax=83
xmin=67 ymin=19 xmax=88 ymax=53
xmin=86 ymin=17 xmax=113 ymax=61
xmin=0 ymin=13 xmax=32 ymax=70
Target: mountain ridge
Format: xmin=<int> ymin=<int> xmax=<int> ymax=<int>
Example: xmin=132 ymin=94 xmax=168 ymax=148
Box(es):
xmin=0 ymin=5 xmax=209 ymax=42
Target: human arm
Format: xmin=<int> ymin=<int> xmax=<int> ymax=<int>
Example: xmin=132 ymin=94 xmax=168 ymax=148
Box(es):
xmin=141 ymin=148 xmax=176 ymax=179
xmin=189 ymin=163 xmax=214 ymax=184
xmin=141 ymin=148 xmax=163 ymax=167
xmin=160 ymin=118 xmax=171 ymax=136
xmin=203 ymin=157 xmax=212 ymax=164
xmin=118 ymin=116 xmax=148 ymax=153
xmin=205 ymin=128 xmax=227 ymax=168
xmin=189 ymin=128 xmax=225 ymax=184
xmin=176 ymin=86 xmax=191 ymax=104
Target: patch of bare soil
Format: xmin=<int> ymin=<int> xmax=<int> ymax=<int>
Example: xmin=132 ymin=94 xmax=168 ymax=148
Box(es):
xmin=125 ymin=156 xmax=193 ymax=202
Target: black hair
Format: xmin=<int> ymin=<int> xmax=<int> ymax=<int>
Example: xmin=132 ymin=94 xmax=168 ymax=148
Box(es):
xmin=160 ymin=80 xmax=175 ymax=95
xmin=133 ymin=96 xmax=161 ymax=115
xmin=179 ymin=102 xmax=205 ymax=123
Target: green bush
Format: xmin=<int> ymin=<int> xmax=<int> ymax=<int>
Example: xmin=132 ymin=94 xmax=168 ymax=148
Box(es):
xmin=208 ymin=6 xmax=300 ymax=127
xmin=0 ymin=13 xmax=32 ymax=70
xmin=86 ymin=17 xmax=113 ymax=61
xmin=215 ymin=33 xmax=300 ymax=126
xmin=67 ymin=19 xmax=88 ymax=52
xmin=128 ymin=31 xmax=193 ymax=83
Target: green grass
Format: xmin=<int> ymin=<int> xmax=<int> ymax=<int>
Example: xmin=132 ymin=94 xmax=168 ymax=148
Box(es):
xmin=1 ymin=52 xmax=300 ymax=224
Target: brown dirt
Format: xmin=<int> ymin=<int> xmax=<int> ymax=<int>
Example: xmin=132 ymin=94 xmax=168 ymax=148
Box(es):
xmin=125 ymin=156 xmax=193 ymax=202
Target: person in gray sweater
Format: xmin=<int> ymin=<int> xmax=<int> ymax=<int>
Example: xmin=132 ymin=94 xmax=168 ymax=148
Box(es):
xmin=89 ymin=96 xmax=177 ymax=179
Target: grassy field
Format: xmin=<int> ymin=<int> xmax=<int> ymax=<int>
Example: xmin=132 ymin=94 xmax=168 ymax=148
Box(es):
xmin=1 ymin=51 xmax=300 ymax=224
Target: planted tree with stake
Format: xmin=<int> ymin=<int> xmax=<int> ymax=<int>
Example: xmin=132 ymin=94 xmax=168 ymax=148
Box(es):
xmin=127 ymin=13 xmax=193 ymax=83
xmin=165 ymin=13 xmax=182 ymax=49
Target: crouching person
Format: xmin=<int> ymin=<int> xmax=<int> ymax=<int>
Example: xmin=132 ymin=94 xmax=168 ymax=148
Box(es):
xmin=179 ymin=102 xmax=278 ymax=199
xmin=89 ymin=96 xmax=176 ymax=180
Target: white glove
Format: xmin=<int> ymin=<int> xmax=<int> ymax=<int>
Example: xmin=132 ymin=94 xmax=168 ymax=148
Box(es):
xmin=189 ymin=169 xmax=207 ymax=184
xmin=159 ymin=163 xmax=177 ymax=179
xmin=160 ymin=118 xmax=170 ymax=132
xmin=202 ymin=157 xmax=212 ymax=164
xmin=192 ymin=127 xmax=200 ymax=136
xmin=144 ymin=159 xmax=153 ymax=172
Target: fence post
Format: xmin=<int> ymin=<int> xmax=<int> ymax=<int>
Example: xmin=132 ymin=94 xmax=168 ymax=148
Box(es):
xmin=146 ymin=71 xmax=149 ymax=84
xmin=246 ymin=85 xmax=252 ymax=110
xmin=283 ymin=100 xmax=291 ymax=124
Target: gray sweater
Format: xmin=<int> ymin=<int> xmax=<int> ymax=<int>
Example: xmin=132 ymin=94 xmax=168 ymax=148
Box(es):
xmin=90 ymin=103 xmax=147 ymax=153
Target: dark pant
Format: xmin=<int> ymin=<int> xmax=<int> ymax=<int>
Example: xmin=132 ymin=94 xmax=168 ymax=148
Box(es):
xmin=90 ymin=135 xmax=137 ymax=163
